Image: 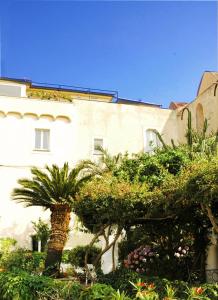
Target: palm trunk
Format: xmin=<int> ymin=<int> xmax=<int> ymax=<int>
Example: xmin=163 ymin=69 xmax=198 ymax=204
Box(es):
xmin=43 ymin=204 xmax=71 ymax=277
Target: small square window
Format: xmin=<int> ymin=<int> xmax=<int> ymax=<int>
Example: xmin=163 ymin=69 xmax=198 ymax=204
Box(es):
xmin=93 ymin=138 xmax=103 ymax=155
xmin=144 ymin=129 xmax=160 ymax=153
xmin=35 ymin=129 xmax=50 ymax=151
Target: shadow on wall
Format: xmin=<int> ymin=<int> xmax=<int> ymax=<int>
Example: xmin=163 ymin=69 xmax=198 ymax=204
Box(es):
xmin=159 ymin=109 xmax=180 ymax=146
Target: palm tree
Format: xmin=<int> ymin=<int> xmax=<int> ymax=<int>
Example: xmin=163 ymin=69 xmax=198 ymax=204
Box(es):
xmin=12 ymin=162 xmax=93 ymax=277
xmin=94 ymin=146 xmax=122 ymax=174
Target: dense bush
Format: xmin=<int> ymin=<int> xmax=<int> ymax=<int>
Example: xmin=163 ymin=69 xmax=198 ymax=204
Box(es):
xmin=61 ymin=249 xmax=71 ymax=264
xmin=0 ymin=238 xmax=17 ymax=253
xmin=97 ymin=267 xmax=143 ymax=296
xmin=118 ymin=211 xmax=209 ymax=283
xmin=68 ymin=245 xmax=101 ymax=268
xmin=79 ymin=283 xmax=115 ymax=300
xmin=0 ymin=249 xmax=45 ymax=274
xmin=114 ymin=153 xmax=167 ymax=188
xmin=155 ymin=148 xmax=189 ymax=175
xmin=97 ymin=267 xmax=218 ymax=299
xmin=0 ymin=271 xmax=82 ymax=300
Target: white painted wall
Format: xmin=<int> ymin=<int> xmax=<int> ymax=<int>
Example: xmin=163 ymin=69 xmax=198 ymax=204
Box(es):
xmin=0 ymin=93 xmax=178 ymax=249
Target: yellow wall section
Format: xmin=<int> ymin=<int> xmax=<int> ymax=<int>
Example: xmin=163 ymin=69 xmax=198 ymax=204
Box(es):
xmin=26 ymin=87 xmax=113 ymax=102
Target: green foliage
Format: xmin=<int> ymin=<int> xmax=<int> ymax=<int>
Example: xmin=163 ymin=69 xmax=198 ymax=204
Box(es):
xmin=0 ymin=271 xmax=82 ymax=300
xmin=75 ymin=175 xmax=149 ymax=232
xmin=98 ymin=268 xmax=218 ymax=299
xmin=155 ymin=148 xmax=189 ymax=175
xmin=68 ymin=245 xmax=101 ymax=268
xmin=12 ymin=162 xmax=94 ymax=209
xmin=0 ymin=249 xmax=45 ymax=274
xmin=119 ymin=206 xmax=210 ymax=282
xmin=130 ymin=279 xmax=159 ymax=300
xmin=95 ymin=146 xmax=123 ymax=174
xmin=61 ymin=249 xmax=71 ymax=263
xmin=97 ymin=267 xmax=143 ymax=296
xmin=0 ymin=271 xmax=217 ymax=299
xmin=114 ymin=153 xmax=167 ymax=189
xmin=0 ymin=238 xmax=17 ymax=256
xmin=181 ymin=109 xmax=218 ymax=159
xmin=111 ymin=290 xmax=132 ymax=300
xmin=32 ymin=218 xmax=50 ymax=243
xmin=79 ymin=283 xmax=115 ymax=300
xmin=37 ymin=280 xmax=82 ymax=300
xmin=12 ymin=162 xmax=95 ymax=276
xmin=185 ymin=159 xmax=218 ymax=206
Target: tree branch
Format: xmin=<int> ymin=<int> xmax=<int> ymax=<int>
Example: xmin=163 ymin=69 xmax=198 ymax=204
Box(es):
xmin=204 ymin=204 xmax=218 ymax=234
xmin=84 ymin=224 xmax=108 ymax=283
xmin=130 ymin=215 xmax=176 ymax=225
xmin=93 ymin=226 xmax=122 ymax=268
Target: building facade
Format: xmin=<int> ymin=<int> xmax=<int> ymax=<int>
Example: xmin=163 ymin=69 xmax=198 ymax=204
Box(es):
xmin=0 ymin=72 xmax=218 ymax=274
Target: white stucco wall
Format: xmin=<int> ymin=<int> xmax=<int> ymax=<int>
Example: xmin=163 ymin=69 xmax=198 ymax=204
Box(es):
xmin=176 ymin=83 xmax=218 ymax=143
xmin=0 ymin=93 xmax=179 ymax=248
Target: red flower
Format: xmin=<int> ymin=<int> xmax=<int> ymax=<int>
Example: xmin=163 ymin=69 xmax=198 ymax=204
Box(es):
xmin=136 ymin=282 xmax=146 ymax=287
xmin=195 ymin=287 xmax=204 ymax=295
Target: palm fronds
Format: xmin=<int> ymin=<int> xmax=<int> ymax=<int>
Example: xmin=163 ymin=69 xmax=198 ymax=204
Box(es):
xmin=12 ymin=162 xmax=94 ymax=209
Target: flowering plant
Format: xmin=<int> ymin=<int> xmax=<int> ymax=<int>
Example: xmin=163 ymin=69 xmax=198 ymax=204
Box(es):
xmin=174 ymin=245 xmax=190 ymax=259
xmin=162 ymin=285 xmax=177 ymax=300
xmin=124 ymin=245 xmax=158 ymax=274
xmin=130 ymin=279 xmax=159 ymax=300
xmin=187 ymin=286 xmax=210 ymax=300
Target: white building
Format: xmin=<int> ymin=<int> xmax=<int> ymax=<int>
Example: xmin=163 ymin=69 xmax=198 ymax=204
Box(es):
xmin=0 ymin=72 xmax=218 ymax=276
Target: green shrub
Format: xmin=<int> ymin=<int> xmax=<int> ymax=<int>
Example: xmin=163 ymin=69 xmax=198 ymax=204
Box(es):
xmin=79 ymin=283 xmax=115 ymax=300
xmin=0 ymin=270 xmax=217 ymax=299
xmin=0 ymin=238 xmax=17 ymax=253
xmin=37 ymin=279 xmax=82 ymax=300
xmin=97 ymin=267 xmax=185 ymax=298
xmin=0 ymin=249 xmax=45 ymax=274
xmin=68 ymin=245 xmax=101 ymax=268
xmin=98 ymin=268 xmax=218 ymax=299
xmin=110 ymin=290 xmax=132 ymax=300
xmin=200 ymin=284 xmax=218 ymax=299
xmin=61 ymin=249 xmax=71 ymax=263
xmin=97 ymin=267 xmax=138 ymax=294
xmin=0 ymin=271 xmax=82 ymax=300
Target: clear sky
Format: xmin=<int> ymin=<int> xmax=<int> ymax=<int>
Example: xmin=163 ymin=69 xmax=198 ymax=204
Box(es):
xmin=0 ymin=0 xmax=217 ymax=107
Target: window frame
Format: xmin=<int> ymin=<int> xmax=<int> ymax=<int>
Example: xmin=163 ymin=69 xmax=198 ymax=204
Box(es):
xmin=34 ymin=128 xmax=50 ymax=152
xmin=93 ymin=137 xmax=104 ymax=155
xmin=144 ymin=128 xmax=160 ymax=153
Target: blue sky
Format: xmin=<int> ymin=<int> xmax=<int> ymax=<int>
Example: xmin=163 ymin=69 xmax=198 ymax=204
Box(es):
xmin=0 ymin=0 xmax=217 ymax=107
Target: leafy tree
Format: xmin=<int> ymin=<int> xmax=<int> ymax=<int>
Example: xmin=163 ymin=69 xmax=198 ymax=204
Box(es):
xmin=12 ymin=162 xmax=93 ymax=277
xmin=74 ymin=175 xmax=150 ymax=279
xmin=185 ymin=158 xmax=218 ymax=235
xmin=74 ymin=112 xmax=217 ymax=280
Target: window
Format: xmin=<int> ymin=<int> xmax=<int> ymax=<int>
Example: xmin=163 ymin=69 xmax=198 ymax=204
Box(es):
xmin=144 ymin=129 xmax=160 ymax=153
xmin=35 ymin=129 xmax=50 ymax=151
xmin=93 ymin=138 xmax=103 ymax=155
